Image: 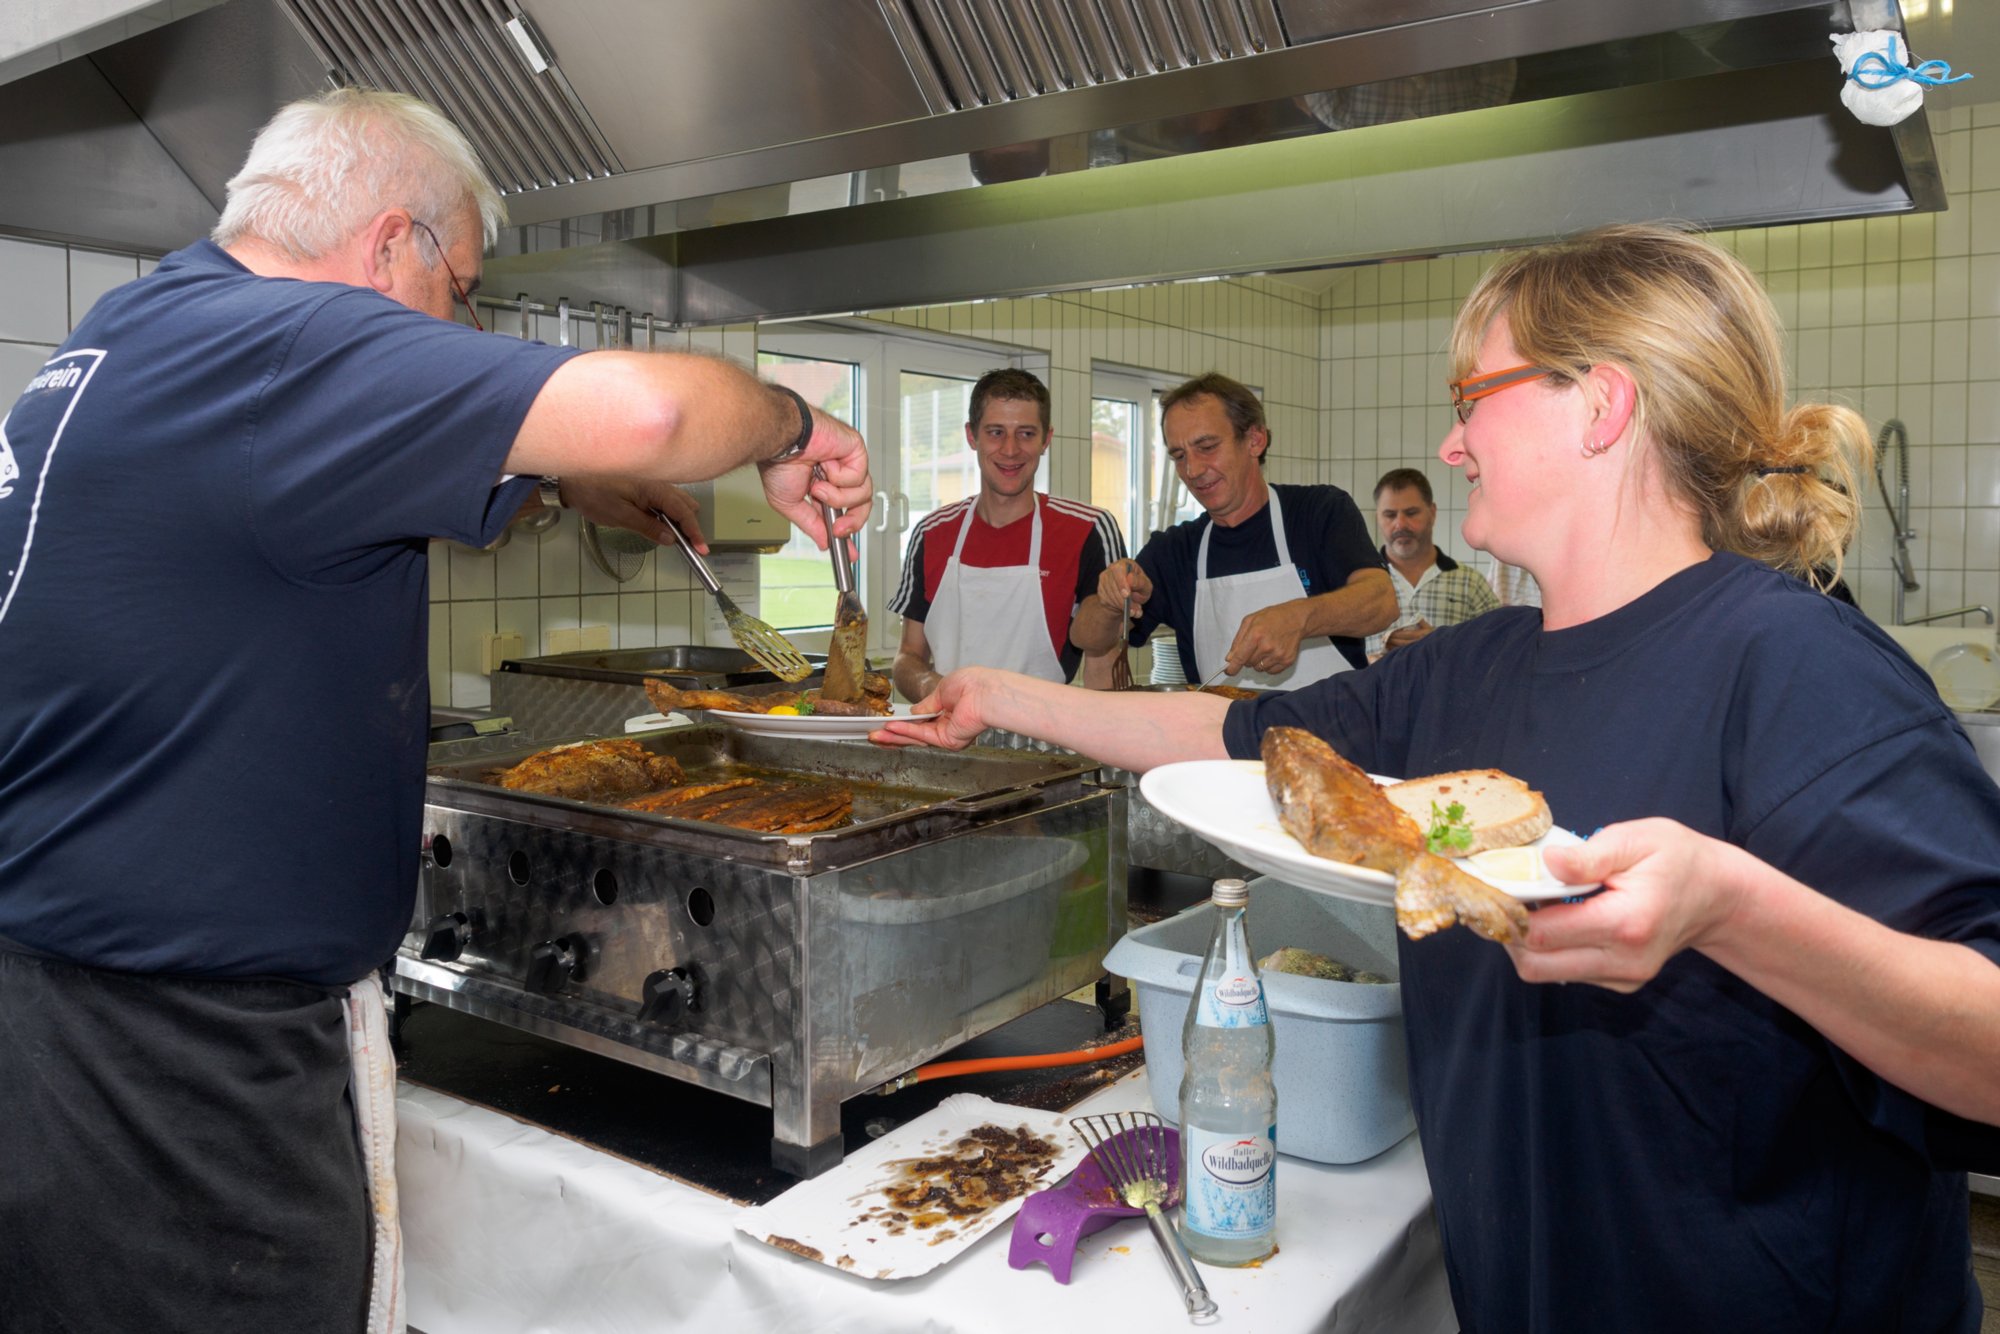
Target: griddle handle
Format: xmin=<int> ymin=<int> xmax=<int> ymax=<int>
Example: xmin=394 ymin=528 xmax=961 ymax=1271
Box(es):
xmin=941 ymin=788 xmax=1039 ymax=819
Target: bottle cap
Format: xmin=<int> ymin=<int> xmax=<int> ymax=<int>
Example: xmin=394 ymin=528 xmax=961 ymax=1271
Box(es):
xmin=1211 ymin=877 xmax=1249 ymax=907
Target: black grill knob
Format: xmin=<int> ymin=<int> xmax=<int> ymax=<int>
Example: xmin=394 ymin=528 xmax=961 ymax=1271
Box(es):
xmin=526 ymin=934 xmax=588 ymax=994
xmin=639 ymin=967 xmax=701 ymax=1025
xmin=418 ymin=911 xmax=474 ymax=962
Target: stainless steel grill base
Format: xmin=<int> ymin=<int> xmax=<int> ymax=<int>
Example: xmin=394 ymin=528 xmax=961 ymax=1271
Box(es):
xmin=401 ymin=728 xmax=1125 ymax=1175
xmin=973 ymin=727 xmax=1251 ymax=881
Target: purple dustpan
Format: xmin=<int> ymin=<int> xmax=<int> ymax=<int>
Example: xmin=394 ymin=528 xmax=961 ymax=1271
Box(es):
xmin=1008 ymin=1126 xmax=1181 ymax=1284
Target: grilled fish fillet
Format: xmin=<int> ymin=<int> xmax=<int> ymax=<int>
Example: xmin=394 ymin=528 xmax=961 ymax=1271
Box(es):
xmin=708 ymin=783 xmax=852 ymax=833
xmin=643 ymin=673 xmax=892 ymax=718
xmin=495 ymin=738 xmax=686 ymax=803
xmin=1260 ymin=727 xmax=1528 ymax=944
xmin=641 ymin=779 xmax=853 ymax=833
xmin=622 ymin=778 xmax=759 ymax=813
xmin=642 ymin=681 xmax=800 ymax=713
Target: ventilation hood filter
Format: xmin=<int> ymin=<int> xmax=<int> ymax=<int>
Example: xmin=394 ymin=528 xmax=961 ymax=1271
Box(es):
xmin=276 ymin=0 xmax=620 ymax=195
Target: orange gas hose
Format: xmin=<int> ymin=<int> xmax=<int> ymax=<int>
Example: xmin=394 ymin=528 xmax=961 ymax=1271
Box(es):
xmin=874 ymin=1035 xmax=1145 ymax=1094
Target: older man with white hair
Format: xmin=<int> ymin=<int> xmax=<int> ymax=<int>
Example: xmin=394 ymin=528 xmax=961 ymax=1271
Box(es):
xmin=0 ymin=88 xmax=871 ymax=1334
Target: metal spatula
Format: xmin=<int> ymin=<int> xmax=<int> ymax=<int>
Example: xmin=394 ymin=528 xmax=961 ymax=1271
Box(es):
xmin=1071 ymin=1111 xmax=1218 ymax=1320
xmin=656 ymin=511 xmax=813 ymax=683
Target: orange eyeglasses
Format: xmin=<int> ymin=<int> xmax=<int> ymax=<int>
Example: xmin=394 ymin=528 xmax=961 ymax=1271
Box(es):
xmin=1448 ymin=363 xmax=1553 ymax=424
xmin=413 ymin=219 xmax=484 ymax=332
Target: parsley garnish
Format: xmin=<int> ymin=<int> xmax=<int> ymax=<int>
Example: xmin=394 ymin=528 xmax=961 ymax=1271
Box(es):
xmin=1426 ymin=800 xmax=1474 ymax=855
xmin=795 ymin=696 xmax=815 ymax=716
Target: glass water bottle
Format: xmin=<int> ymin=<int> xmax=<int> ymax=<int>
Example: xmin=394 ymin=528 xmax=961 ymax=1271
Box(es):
xmin=1177 ymin=877 xmax=1278 ymax=1265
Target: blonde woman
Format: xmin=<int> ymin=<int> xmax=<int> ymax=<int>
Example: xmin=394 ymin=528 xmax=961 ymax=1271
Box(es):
xmin=883 ymin=224 xmax=2000 ymax=1331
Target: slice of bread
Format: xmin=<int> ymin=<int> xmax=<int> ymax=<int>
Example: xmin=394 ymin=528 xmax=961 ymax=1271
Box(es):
xmin=1381 ymin=769 xmax=1552 ymax=857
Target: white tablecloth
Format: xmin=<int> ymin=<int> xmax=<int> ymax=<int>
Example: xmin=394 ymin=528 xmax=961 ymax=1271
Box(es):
xmin=397 ymin=1069 xmax=1456 ymax=1334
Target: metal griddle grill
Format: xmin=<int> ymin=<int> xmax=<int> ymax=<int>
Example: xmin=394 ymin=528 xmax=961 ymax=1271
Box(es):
xmin=400 ymin=725 xmax=1125 ymax=1176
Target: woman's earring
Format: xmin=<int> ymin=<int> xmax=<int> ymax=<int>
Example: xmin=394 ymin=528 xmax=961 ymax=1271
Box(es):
xmin=1581 ymin=436 xmax=1610 ymax=458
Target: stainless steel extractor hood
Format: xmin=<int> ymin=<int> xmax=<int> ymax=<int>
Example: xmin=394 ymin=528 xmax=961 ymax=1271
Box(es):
xmin=0 ymin=0 xmax=1960 ymax=321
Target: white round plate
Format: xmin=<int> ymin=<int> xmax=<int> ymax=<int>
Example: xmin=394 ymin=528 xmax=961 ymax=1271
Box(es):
xmin=1930 ymin=642 xmax=2000 ymax=712
xmin=1139 ymin=759 xmax=1594 ymax=904
xmin=705 ymin=702 xmax=937 ymax=740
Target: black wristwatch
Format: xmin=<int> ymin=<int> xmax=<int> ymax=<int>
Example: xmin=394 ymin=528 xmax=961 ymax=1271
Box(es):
xmin=764 ymin=385 xmax=815 ymax=464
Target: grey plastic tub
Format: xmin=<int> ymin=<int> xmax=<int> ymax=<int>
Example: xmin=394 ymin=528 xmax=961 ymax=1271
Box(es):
xmin=1103 ymin=877 xmax=1413 ymax=1164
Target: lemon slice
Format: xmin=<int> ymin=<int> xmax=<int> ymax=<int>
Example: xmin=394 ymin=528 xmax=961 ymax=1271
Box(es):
xmin=1468 ymin=846 xmax=1543 ymax=882
xmin=766 ymin=705 xmax=801 ymax=716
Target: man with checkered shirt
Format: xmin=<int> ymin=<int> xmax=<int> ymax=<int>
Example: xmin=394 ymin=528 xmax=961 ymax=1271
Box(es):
xmin=1366 ymin=467 xmax=1500 ymax=660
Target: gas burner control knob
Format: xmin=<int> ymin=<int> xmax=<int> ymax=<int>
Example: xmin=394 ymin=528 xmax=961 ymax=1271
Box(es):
xmin=526 ymin=934 xmax=588 ymax=994
xmin=639 ymin=967 xmax=701 ymax=1025
xmin=419 ymin=911 xmax=475 ymax=962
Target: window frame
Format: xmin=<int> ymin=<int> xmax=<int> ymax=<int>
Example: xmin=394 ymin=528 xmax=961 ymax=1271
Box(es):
xmin=755 ymin=321 xmax=1046 ymax=657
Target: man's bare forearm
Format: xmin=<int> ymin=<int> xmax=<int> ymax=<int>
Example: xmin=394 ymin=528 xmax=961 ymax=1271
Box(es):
xmin=892 ymin=652 xmax=941 ymax=704
xmin=1069 ymin=598 xmax=1125 ymax=654
xmin=1296 ymin=570 xmax=1398 ymax=639
xmin=508 ymin=351 xmax=803 ymax=481
xmin=975 ymin=674 xmax=1231 ymax=771
xmin=1076 ymin=644 xmax=1123 ymax=690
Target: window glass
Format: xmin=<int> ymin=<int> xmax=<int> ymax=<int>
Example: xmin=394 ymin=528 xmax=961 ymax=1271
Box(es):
xmin=900 ymin=372 xmax=978 ymax=537
xmin=1091 ymin=396 xmax=1136 ymax=541
xmin=1152 ymin=392 xmax=1204 ymax=530
xmin=756 ymin=352 xmax=856 ymax=629
xmin=1094 ymin=369 xmax=1201 ymax=551
xmin=755 ymin=323 xmax=1045 ymax=656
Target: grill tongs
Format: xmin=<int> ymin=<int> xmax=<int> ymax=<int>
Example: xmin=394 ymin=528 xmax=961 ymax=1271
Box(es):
xmin=817 ymin=488 xmax=869 ymax=705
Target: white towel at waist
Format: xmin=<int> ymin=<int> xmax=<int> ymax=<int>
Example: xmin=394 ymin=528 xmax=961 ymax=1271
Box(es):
xmin=346 ymin=973 xmax=405 ymax=1334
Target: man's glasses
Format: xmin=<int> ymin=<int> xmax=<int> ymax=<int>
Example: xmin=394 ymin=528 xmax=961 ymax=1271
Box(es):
xmin=412 ymin=219 xmax=483 ymax=332
xmin=1448 ymin=363 xmax=1553 ymax=424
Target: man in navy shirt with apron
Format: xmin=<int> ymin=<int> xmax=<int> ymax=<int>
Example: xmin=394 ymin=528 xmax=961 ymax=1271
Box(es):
xmin=890 ymin=369 xmax=1127 ymax=697
xmin=1071 ymin=372 xmax=1393 ymax=691
xmin=0 ymin=89 xmax=872 ymax=1334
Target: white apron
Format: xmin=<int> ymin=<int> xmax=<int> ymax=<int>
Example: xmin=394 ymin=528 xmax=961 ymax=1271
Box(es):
xmin=928 ymin=499 xmax=1067 ymax=681
xmin=1192 ymin=487 xmax=1351 ymax=691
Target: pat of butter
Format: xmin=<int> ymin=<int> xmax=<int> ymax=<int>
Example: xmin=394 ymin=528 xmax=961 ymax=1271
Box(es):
xmin=1468 ymin=846 xmax=1544 ymax=881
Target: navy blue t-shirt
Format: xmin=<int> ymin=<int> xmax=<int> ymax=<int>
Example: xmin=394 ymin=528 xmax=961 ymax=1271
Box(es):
xmin=0 ymin=240 xmax=581 ymax=986
xmin=1129 ymin=483 xmax=1382 ymax=676
xmin=1224 ymin=552 xmax=2000 ymax=1332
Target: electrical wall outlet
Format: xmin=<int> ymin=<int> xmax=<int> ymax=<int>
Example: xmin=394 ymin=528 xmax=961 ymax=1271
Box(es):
xmin=480 ymin=631 xmax=525 ymax=674
xmin=547 ymin=627 xmax=582 ymax=654
xmin=579 ymin=624 xmax=612 ymax=651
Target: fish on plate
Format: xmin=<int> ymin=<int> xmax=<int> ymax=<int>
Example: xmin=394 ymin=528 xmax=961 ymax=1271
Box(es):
xmin=1260 ymin=726 xmax=1530 ymax=944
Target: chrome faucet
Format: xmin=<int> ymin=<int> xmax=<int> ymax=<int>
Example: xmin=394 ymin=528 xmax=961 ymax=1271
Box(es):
xmin=1874 ymin=420 xmax=1921 ymax=625
xmin=1901 ymin=604 xmax=1995 ymax=626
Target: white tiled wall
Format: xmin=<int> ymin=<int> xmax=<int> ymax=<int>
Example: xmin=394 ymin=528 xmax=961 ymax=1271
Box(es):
xmin=423 ymin=312 xmax=758 ymax=707
xmin=13 ymin=93 xmax=1998 ymax=711
xmin=0 ymin=236 xmax=151 ymax=399
xmin=1322 ymin=100 xmax=2000 ymax=631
